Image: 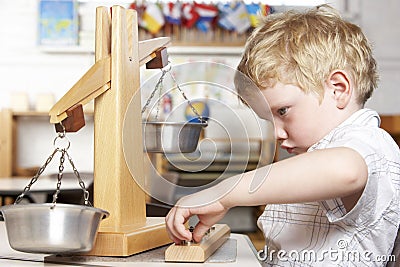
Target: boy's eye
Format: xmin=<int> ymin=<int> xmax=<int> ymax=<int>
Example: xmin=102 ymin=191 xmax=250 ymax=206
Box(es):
xmin=277 ymin=107 xmax=288 ymax=116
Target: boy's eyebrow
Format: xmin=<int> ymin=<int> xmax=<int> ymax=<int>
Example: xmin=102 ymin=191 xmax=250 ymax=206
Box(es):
xmin=268 ymin=101 xmax=288 ymax=111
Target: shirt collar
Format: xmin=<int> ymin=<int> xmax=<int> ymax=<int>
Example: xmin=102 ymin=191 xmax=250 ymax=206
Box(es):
xmin=335 ymin=108 xmax=380 ymax=128
xmin=308 ymin=108 xmax=381 ymax=152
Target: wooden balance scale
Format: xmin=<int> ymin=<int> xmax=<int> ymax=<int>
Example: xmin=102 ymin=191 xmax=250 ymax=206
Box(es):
xmin=48 ymin=5 xmax=230 ymax=260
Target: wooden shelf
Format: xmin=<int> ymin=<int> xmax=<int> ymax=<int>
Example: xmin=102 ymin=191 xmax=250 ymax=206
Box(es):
xmin=39 ymin=45 xmax=94 ymax=54
xmin=11 ymin=110 xmax=94 ymax=118
xmin=11 ymin=111 xmax=50 ymax=117
xmin=0 ymin=109 xmax=95 ymax=178
xmin=167 ymin=46 xmax=243 ymax=56
xmin=40 ymin=44 xmax=244 ymax=56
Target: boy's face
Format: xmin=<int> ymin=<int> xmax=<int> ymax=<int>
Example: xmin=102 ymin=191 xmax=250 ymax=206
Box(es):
xmin=250 ymin=82 xmax=341 ymax=155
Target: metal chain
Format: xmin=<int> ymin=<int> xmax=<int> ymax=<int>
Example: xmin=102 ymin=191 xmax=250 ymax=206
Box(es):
xmin=141 ymin=68 xmax=169 ymax=115
xmin=168 ymin=71 xmax=204 ymax=122
xmin=51 ymin=149 xmax=66 ymax=205
xmin=14 ymin=148 xmax=59 ymax=204
xmin=65 ymin=150 xmax=92 ymax=206
xmin=14 ymin=129 xmax=89 ymax=207
xmin=155 ymin=75 xmax=163 ymax=120
xmin=141 ymin=63 xmax=205 ymax=123
xmin=57 ymin=123 xmax=66 ymax=138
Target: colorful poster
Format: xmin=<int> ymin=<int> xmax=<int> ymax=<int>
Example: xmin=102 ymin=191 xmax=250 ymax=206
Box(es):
xmin=38 ymin=0 xmax=79 ymax=45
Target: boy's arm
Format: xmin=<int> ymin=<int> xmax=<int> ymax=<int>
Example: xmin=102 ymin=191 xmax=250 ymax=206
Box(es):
xmin=221 ymin=147 xmax=368 ymax=207
xmin=165 ymin=147 xmax=368 ymax=243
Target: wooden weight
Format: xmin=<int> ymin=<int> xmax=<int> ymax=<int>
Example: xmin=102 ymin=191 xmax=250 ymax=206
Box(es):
xmin=54 ymin=104 xmax=85 ymax=133
xmin=146 ymin=47 xmax=169 ymax=69
xmin=165 ymin=224 xmax=231 ymax=263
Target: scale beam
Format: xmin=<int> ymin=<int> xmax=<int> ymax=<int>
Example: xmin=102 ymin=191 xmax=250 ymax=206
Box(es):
xmin=48 ymin=38 xmax=170 ymax=127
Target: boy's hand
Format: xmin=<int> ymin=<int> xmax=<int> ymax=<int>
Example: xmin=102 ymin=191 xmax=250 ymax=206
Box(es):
xmin=165 ymin=196 xmax=229 ymax=244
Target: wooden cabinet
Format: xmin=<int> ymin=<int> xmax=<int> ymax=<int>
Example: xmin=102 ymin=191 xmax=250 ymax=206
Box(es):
xmin=381 ymin=115 xmax=400 ymax=146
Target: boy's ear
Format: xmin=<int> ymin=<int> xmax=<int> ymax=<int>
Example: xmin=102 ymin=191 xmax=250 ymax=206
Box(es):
xmin=327 ymin=70 xmax=352 ymax=109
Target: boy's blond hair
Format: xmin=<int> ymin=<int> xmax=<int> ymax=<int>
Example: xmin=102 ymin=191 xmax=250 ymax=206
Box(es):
xmin=237 ymin=5 xmax=378 ymax=104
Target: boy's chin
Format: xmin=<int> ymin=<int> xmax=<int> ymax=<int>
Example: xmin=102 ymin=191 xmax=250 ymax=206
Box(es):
xmin=290 ymin=148 xmax=307 ymax=155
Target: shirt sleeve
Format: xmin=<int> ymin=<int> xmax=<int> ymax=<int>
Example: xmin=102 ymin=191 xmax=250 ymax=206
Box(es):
xmin=319 ymin=126 xmax=396 ymax=227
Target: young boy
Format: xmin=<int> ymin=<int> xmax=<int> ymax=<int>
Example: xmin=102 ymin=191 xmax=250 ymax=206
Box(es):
xmin=165 ymin=5 xmax=400 ymax=266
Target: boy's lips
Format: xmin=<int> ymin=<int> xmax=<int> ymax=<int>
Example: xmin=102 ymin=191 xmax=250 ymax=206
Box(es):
xmin=280 ymin=145 xmax=294 ymax=154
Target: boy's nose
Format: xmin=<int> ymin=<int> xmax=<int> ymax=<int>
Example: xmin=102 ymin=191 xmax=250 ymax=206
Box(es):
xmin=275 ymin=125 xmax=288 ymax=141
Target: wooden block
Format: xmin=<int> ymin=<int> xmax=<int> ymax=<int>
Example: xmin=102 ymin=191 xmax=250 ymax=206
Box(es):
xmin=54 ymin=104 xmax=85 ymax=133
xmin=35 ymin=93 xmax=55 ymax=112
xmin=146 ymin=47 xmax=168 ymax=69
xmin=10 ymin=92 xmax=29 ymax=112
xmin=165 ymin=224 xmax=230 ymax=263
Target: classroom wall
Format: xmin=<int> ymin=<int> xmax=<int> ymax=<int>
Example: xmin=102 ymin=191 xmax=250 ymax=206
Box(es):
xmin=1 ymin=0 xmax=399 ymax=173
xmin=1 ymin=1 xmax=400 ymax=112
xmin=0 ymin=0 xmax=95 ymax=173
xmin=358 ymin=0 xmax=400 ymax=115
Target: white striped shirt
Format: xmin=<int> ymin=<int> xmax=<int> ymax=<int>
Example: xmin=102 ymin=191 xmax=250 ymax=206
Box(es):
xmin=258 ymin=109 xmax=400 ymax=266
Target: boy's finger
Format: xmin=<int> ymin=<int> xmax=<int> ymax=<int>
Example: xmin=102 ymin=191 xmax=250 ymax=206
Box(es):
xmin=165 ymin=208 xmax=177 ymax=241
xmin=166 ymin=207 xmax=192 ymax=242
xmin=174 ymin=220 xmax=192 ymax=241
xmin=165 ymin=207 xmax=185 ymax=243
xmin=192 ymin=222 xmax=211 ymax=243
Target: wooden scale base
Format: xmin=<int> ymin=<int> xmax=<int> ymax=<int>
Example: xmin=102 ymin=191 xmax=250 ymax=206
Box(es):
xmin=88 ymin=218 xmax=170 ymax=256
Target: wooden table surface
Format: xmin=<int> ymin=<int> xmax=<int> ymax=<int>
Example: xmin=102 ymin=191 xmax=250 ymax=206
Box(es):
xmin=0 ymin=221 xmax=262 ymax=266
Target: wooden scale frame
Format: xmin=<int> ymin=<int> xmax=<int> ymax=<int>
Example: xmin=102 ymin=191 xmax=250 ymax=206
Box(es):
xmin=49 ymin=5 xmax=171 ymax=256
xmin=48 ymin=5 xmax=230 ymax=260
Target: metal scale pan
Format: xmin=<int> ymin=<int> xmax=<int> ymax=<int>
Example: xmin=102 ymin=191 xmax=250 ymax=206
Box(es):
xmin=141 ymin=64 xmax=208 ymax=154
xmin=143 ymin=121 xmax=207 ymax=153
xmin=0 ymin=134 xmax=109 ymax=254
